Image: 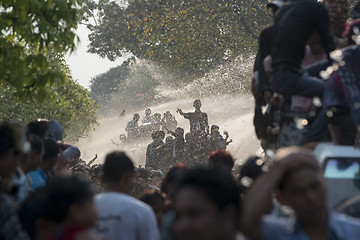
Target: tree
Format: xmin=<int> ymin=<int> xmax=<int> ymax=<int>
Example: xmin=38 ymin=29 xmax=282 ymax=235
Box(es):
xmin=0 ymin=46 xmax=98 ymax=143
xmin=90 ymin=57 xmax=133 ymax=107
xmin=0 ymin=75 xmax=99 ymax=143
xmin=86 ymin=0 xmax=270 ymax=79
xmin=0 ymin=0 xmax=82 ymax=96
xmin=89 ymin=59 xmax=160 ymax=114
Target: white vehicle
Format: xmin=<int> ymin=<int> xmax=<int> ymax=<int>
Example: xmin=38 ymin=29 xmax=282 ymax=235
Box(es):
xmin=314 ymin=143 xmax=360 ymax=208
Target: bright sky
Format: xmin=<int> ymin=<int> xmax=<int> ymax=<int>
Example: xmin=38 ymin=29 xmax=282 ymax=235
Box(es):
xmin=65 ymin=24 xmax=125 ymax=89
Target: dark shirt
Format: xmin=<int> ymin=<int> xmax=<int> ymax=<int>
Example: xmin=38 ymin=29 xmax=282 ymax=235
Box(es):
xmin=272 ymin=0 xmax=335 ymax=72
xmin=146 ymin=140 xmax=165 ymax=170
xmin=182 ymin=111 xmax=208 ymax=133
xmin=323 ymin=45 xmax=360 ymax=124
xmin=258 ymin=26 xmax=275 ymax=92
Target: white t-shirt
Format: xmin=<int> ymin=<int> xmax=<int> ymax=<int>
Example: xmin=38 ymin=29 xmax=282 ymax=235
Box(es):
xmin=94 ymin=192 xmax=159 ymax=240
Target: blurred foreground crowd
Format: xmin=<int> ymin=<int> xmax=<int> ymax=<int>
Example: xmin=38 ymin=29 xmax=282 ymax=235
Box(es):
xmin=1 ymin=119 xmax=360 ymax=240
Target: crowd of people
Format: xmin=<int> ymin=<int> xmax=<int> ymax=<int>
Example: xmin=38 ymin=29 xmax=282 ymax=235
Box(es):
xmin=124 ymin=99 xmax=232 ymax=171
xmin=252 ymin=0 xmax=360 ymax=150
xmin=1 ymin=118 xmax=360 ymax=240
xmin=2 ymin=0 xmax=360 ymax=239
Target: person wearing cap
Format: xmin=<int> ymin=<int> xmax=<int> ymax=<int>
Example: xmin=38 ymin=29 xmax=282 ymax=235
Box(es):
xmin=0 ymin=122 xmax=30 ymax=240
xmin=271 ymin=0 xmax=335 ymax=99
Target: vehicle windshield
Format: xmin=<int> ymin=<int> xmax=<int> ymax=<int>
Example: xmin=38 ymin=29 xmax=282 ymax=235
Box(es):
xmin=323 ymin=158 xmax=360 ymax=208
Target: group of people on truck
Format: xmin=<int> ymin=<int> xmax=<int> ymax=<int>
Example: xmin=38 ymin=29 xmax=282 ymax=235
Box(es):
xmin=125 ymin=108 xmax=178 ymax=141
xmin=253 ymin=0 xmax=360 ymax=149
xmin=144 ymin=99 xmax=232 ymax=171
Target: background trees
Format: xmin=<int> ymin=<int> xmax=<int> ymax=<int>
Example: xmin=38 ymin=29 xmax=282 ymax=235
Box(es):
xmin=0 ymin=0 xmax=82 ymax=95
xmin=0 ymin=0 xmax=98 ymax=142
xmin=86 ymin=0 xmax=271 ymax=80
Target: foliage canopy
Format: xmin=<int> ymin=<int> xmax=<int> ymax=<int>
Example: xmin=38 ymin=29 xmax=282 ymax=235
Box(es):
xmin=0 ymin=0 xmax=82 ymax=96
xmin=86 ymin=0 xmax=271 ymax=79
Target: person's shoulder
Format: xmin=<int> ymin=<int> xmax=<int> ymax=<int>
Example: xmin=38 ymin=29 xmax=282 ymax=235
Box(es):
xmin=331 ymin=212 xmax=360 ymax=227
xmin=330 ymin=212 xmax=360 ymax=237
xmin=261 ymin=215 xmax=295 ymax=237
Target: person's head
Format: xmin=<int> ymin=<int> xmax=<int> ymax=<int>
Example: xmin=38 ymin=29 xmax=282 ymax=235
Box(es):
xmin=0 ymin=122 xmax=26 ymax=179
xmin=41 ymin=138 xmax=60 ymax=172
xmin=175 ymin=127 xmax=184 ymax=137
xmin=238 ymin=155 xmax=266 ymax=190
xmin=207 ymin=150 xmax=234 ymax=174
xmin=165 ymin=111 xmax=171 ymax=116
xmin=46 ymin=176 xmax=96 ymax=227
xmin=210 ymin=125 xmax=220 ymax=134
xmin=140 ymin=190 xmax=165 ymax=227
xmin=161 ymin=163 xmax=188 ymax=199
xmin=173 ymin=168 xmax=240 ymax=240
xmin=133 ymin=113 xmax=140 ymax=122
xmin=274 ymin=147 xmax=326 ymax=225
xmin=153 ymin=113 xmax=162 ymax=121
xmin=47 ymin=119 xmax=63 ymax=141
xmin=25 ymin=134 xmax=45 ymax=173
xmin=63 ymin=146 xmax=81 ymax=167
xmin=102 ymin=151 xmax=135 ymax=193
xmin=18 ymin=188 xmax=57 ymax=240
xmin=27 ymin=119 xmax=49 ymax=139
xmin=193 ymin=99 xmax=202 ymax=109
xmin=145 ymin=108 xmax=152 ymax=116
xmin=152 ymin=130 xmax=165 ymax=141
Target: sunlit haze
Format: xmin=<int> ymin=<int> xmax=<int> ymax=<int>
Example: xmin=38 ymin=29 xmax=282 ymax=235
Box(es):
xmin=65 ymin=24 xmax=126 ymax=89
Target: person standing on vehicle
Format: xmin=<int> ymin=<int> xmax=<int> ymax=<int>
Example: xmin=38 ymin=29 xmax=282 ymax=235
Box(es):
xmin=177 ymin=99 xmax=209 ymax=134
xmin=142 ymin=108 xmax=153 ymax=124
xmin=271 ymin=0 xmax=336 ymax=98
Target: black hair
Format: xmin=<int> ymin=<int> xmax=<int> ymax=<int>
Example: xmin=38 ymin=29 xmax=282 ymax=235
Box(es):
xmin=27 ymin=120 xmax=48 ymax=138
xmin=0 ymin=122 xmax=17 ymax=156
xmin=139 ymin=190 xmax=165 ymax=207
xmin=18 ymin=187 xmax=49 ymax=239
xmin=161 ymin=164 xmax=188 ymax=195
xmin=43 ymin=176 xmax=94 ymax=223
xmin=175 ymin=168 xmax=240 ymax=211
xmin=103 ymin=151 xmax=134 ymax=183
xmin=239 ymin=156 xmax=264 ymax=181
xmin=43 ymin=138 xmax=59 ymax=161
xmin=28 ymin=134 xmax=44 ymax=154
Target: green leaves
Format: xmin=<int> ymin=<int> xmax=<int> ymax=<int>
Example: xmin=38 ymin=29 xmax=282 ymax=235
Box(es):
xmin=0 ymin=74 xmax=99 ymax=143
xmin=86 ymin=0 xmax=271 ymax=80
xmin=0 ymin=0 xmax=82 ymax=94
